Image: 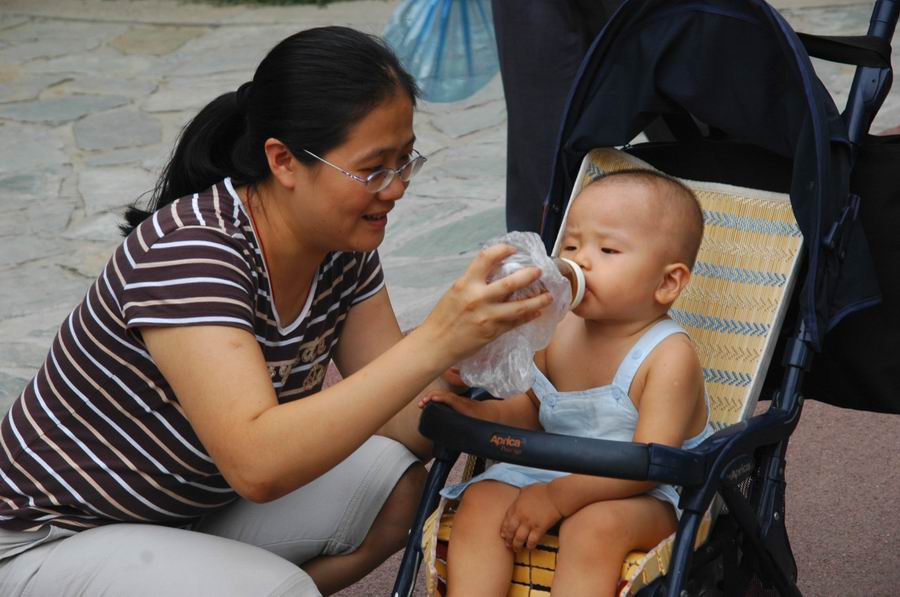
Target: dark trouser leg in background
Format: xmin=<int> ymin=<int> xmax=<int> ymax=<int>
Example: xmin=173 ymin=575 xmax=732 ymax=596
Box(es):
xmin=491 ymin=0 xmax=617 ymax=233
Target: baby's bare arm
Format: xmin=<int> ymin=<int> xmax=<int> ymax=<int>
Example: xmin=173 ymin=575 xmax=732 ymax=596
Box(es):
xmin=418 ymin=390 xmax=541 ymax=430
xmin=546 ymin=335 xmax=705 ymax=517
xmin=631 ymin=334 xmax=706 ymax=447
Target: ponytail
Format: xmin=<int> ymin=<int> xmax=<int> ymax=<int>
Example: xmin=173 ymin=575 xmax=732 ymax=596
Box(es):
xmin=121 ymin=26 xmax=418 ymax=236
xmin=120 ymin=89 xmax=265 ymax=234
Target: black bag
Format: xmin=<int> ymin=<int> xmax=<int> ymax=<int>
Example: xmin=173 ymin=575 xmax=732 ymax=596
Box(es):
xmin=805 ymin=134 xmax=900 ymax=414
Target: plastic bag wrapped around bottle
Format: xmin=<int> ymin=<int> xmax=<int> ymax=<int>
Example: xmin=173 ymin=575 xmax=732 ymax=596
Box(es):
xmin=458 ymin=232 xmax=572 ymax=398
xmin=384 ymin=0 xmax=500 ymax=103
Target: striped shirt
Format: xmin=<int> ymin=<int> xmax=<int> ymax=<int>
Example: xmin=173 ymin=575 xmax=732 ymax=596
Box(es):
xmin=0 ymin=179 xmax=384 ymax=532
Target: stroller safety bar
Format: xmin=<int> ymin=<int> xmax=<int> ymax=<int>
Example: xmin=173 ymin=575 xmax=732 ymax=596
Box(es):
xmin=419 ymin=403 xmax=705 ymax=486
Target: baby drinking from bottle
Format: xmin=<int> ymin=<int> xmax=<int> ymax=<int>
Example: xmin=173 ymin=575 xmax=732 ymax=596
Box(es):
xmin=419 ymin=169 xmax=713 ymax=596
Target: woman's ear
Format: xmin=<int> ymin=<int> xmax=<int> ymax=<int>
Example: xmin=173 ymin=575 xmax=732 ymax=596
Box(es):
xmin=655 ymin=263 xmax=691 ymax=306
xmin=263 ymin=137 xmax=299 ymax=189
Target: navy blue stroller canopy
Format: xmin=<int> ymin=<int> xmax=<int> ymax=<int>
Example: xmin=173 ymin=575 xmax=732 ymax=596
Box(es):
xmin=543 ymin=0 xmax=881 ymax=349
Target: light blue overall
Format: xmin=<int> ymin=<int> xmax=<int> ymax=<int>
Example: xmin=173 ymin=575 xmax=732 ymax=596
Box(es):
xmin=441 ymin=319 xmax=714 ymax=514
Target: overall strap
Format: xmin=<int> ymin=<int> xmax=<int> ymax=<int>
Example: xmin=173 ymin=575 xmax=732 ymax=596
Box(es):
xmin=530 ymin=364 xmax=556 ymax=401
xmin=612 ymin=319 xmax=689 ymax=396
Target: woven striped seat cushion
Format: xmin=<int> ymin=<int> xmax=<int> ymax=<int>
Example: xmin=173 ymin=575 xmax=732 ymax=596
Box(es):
xmin=423 ymin=147 xmax=803 ymax=596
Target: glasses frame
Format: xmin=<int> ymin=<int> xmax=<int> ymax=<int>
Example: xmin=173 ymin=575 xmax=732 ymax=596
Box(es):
xmin=302 ymin=148 xmax=427 ymax=193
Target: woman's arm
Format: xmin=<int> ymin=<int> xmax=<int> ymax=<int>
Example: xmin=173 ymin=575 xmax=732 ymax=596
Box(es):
xmin=331 ymin=286 xmax=437 ymax=461
xmin=144 ymin=323 xmax=436 ymax=502
xmin=143 ymin=245 xmax=552 ymax=503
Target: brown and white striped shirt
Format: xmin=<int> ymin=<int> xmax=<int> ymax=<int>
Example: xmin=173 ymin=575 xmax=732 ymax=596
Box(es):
xmin=0 ymin=179 xmax=384 ymax=532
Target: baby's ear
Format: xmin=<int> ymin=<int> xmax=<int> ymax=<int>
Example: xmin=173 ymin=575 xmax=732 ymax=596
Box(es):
xmin=655 ymin=263 xmax=691 ymax=306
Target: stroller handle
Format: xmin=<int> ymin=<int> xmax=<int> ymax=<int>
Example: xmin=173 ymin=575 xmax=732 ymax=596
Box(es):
xmin=420 ymin=403 xmax=705 ymax=485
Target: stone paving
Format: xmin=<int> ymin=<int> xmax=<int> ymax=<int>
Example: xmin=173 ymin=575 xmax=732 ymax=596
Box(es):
xmin=0 ymin=1 xmax=898 ymax=596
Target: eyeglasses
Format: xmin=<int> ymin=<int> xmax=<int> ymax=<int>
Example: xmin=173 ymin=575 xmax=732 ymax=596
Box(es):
xmin=302 ymin=148 xmax=427 ymax=193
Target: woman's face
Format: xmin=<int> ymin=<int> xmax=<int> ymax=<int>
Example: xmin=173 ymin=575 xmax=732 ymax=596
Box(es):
xmin=289 ymin=92 xmax=416 ymax=254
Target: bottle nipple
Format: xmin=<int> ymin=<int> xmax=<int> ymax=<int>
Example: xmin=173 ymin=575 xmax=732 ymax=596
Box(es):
xmin=552 ymin=257 xmax=585 ymax=309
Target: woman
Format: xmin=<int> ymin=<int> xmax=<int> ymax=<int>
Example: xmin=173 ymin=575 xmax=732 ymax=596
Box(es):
xmin=0 ymin=27 xmax=550 ymax=596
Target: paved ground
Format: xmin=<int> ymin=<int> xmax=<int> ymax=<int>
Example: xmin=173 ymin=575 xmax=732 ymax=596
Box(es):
xmin=0 ymin=0 xmax=897 ymax=595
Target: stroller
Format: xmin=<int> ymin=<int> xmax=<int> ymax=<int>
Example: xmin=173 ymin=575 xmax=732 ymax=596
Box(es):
xmin=393 ymin=0 xmax=899 ymax=595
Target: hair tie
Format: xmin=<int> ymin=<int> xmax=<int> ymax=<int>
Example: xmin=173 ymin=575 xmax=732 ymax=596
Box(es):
xmin=235 ymin=81 xmax=253 ymax=113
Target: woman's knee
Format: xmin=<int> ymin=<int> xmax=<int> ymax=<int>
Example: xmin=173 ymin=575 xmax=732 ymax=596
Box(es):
xmin=19 ymin=524 xmax=318 ymax=597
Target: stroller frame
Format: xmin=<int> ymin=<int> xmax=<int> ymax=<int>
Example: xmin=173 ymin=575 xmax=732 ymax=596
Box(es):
xmin=393 ymin=1 xmax=899 ymax=595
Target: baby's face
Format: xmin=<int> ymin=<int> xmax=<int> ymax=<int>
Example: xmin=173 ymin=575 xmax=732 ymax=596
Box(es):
xmin=558 ymin=181 xmax=672 ymax=321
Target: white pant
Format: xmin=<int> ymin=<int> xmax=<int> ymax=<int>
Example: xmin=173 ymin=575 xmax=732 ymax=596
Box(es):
xmin=0 ymin=436 xmax=417 ymax=597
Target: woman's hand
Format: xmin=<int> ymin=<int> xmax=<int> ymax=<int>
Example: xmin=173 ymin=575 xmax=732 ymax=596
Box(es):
xmin=500 ymin=483 xmax=563 ymax=551
xmin=418 ymin=244 xmax=553 ymax=363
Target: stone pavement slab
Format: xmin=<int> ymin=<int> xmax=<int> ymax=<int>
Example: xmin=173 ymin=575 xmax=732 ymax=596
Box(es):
xmin=0 ymin=1 xmax=898 ymax=596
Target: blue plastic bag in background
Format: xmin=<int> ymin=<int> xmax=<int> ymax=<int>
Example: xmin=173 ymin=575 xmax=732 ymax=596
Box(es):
xmin=384 ymin=0 xmax=500 ymax=103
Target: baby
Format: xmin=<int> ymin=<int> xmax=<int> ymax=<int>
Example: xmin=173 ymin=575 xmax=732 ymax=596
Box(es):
xmin=420 ymin=169 xmax=713 ymax=596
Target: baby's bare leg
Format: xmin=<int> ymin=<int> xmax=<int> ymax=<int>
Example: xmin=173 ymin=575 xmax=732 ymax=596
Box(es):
xmin=446 ymin=481 xmax=520 ymax=597
xmin=553 ymin=495 xmax=677 ymax=597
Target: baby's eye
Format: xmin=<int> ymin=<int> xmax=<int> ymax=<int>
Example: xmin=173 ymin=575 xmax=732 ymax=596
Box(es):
xmin=562 ymin=246 xmax=577 ymax=252
xmin=601 ymin=247 xmax=619 ymax=254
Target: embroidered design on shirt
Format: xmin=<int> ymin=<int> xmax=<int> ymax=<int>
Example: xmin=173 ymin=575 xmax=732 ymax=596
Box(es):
xmin=299 ymin=361 xmax=326 ymax=393
xmin=299 ymin=337 xmax=328 ymax=363
xmin=266 ymin=362 xmax=294 ymax=380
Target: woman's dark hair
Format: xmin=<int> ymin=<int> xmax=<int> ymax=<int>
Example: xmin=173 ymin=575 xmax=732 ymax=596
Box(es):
xmin=121 ymin=26 xmax=419 ymax=235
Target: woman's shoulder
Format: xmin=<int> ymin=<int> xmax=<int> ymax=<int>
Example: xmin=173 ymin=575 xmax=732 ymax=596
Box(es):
xmin=176 ymin=180 xmax=249 ymax=238
xmin=131 ymin=181 xmax=252 ymax=250
xmin=115 ymin=182 xmax=259 ymax=289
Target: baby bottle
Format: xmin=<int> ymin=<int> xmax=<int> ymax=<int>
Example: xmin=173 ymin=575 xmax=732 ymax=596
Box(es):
xmin=552 ymin=257 xmax=585 ymax=309
xmin=457 ymin=232 xmax=586 ymax=397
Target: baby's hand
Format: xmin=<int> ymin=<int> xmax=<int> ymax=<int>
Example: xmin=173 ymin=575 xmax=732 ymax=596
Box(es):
xmin=500 ymin=483 xmax=562 ymax=551
xmin=441 ymin=367 xmax=468 ymax=389
xmin=417 ymin=390 xmax=494 ymax=422
xmin=417 ymin=389 xmax=468 ymax=410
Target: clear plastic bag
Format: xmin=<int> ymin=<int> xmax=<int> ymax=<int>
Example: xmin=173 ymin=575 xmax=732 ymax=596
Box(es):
xmin=384 ymin=0 xmax=500 ymax=103
xmin=457 ymin=232 xmax=572 ymax=397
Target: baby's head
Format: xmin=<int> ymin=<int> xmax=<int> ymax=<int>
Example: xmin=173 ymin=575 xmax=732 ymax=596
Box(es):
xmin=559 ymin=169 xmax=703 ymax=321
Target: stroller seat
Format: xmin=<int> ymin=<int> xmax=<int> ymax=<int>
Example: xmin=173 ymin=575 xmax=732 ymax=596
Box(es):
xmin=421 ymin=147 xmax=804 ymax=596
